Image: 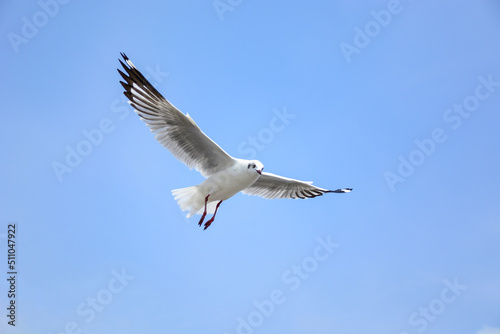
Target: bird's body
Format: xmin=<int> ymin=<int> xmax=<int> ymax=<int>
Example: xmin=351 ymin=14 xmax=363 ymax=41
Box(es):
xmin=118 ymin=53 xmax=352 ymax=229
xmin=173 ymin=158 xmax=263 ymax=218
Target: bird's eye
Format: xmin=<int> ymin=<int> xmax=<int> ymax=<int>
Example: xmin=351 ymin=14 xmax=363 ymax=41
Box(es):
xmin=252 ymin=164 xmax=256 ymax=168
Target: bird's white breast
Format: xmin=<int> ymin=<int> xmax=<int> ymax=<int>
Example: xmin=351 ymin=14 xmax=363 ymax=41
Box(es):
xmin=198 ymin=161 xmax=259 ymax=201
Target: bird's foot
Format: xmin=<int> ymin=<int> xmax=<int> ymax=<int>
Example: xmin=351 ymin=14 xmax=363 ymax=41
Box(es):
xmin=203 ymin=200 xmax=223 ymax=231
xmin=203 ymin=218 xmax=214 ymax=230
xmin=198 ymin=194 xmax=210 ymax=226
xmin=198 ymin=213 xmax=207 ymax=227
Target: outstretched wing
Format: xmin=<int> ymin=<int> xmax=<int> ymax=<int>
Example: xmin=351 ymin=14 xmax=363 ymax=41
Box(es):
xmin=118 ymin=53 xmax=235 ymax=177
xmin=242 ymin=172 xmax=352 ymax=199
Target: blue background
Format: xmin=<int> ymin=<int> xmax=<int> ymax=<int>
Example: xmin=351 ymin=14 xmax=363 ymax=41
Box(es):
xmin=1 ymin=1 xmax=500 ymax=333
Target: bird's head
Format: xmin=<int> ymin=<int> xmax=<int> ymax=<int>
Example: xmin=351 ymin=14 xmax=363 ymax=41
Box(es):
xmin=247 ymin=160 xmax=264 ymax=175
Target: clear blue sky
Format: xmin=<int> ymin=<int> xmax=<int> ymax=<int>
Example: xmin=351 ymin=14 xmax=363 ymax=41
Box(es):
xmin=1 ymin=1 xmax=500 ymax=333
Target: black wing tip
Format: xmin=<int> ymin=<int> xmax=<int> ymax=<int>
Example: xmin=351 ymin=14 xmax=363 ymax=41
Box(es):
xmin=120 ymin=52 xmax=128 ymax=61
xmin=328 ymin=188 xmax=353 ymax=193
xmin=117 ymin=53 xmax=168 ymax=104
xmin=291 ymin=187 xmax=352 ymax=199
xmin=118 ymin=52 xmax=137 ymax=73
xmin=117 ymin=54 xmax=132 ymax=79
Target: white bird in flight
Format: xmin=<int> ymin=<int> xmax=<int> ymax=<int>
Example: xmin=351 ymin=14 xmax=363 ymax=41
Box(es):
xmin=118 ymin=53 xmax=352 ymax=230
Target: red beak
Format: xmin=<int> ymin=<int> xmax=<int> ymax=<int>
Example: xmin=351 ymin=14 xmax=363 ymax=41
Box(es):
xmin=257 ymin=169 xmax=262 ymax=175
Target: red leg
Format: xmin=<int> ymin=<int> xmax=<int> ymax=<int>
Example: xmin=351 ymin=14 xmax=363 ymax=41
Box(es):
xmin=204 ymin=201 xmax=223 ymax=230
xmin=198 ymin=194 xmax=210 ymax=227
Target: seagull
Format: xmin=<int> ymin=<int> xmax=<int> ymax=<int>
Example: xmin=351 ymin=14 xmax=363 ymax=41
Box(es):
xmin=118 ymin=53 xmax=352 ymax=230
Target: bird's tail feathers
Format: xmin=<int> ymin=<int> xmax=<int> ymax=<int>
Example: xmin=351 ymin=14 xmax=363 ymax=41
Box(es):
xmin=172 ymin=186 xmax=217 ymax=218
